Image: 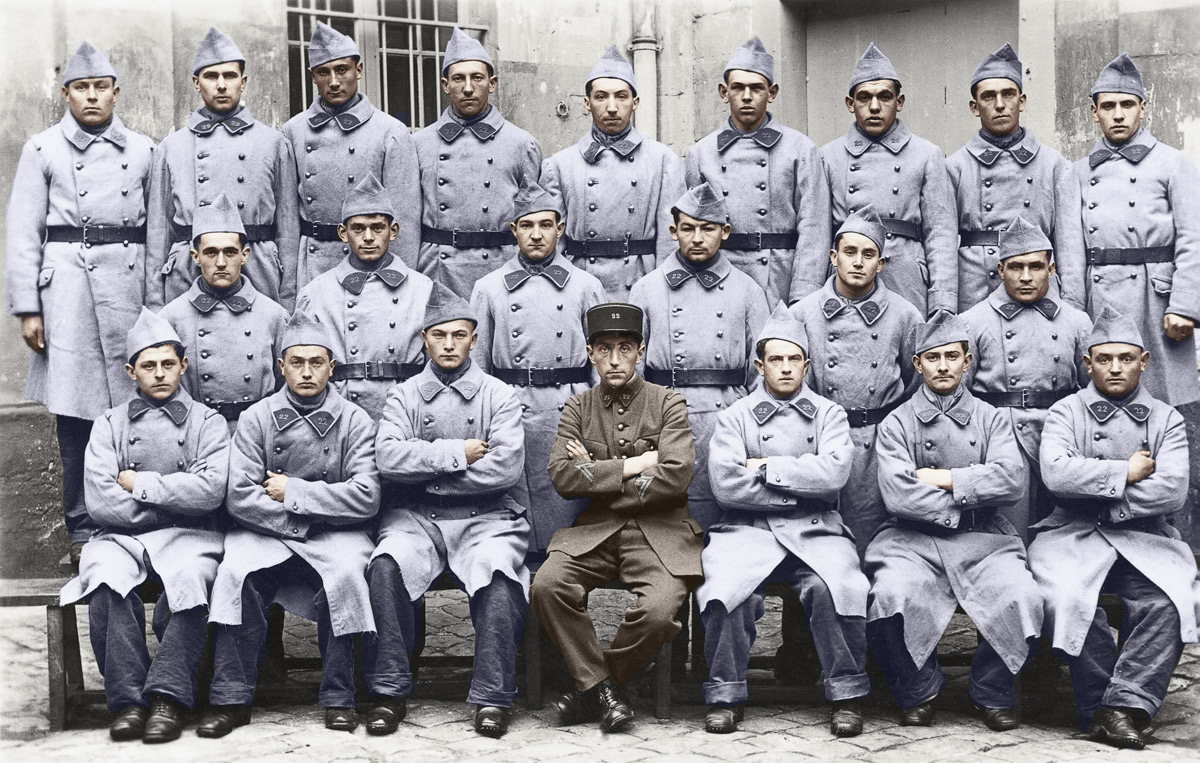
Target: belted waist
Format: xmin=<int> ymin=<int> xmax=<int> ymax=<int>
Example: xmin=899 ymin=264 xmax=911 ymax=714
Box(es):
xmin=882 ymin=219 xmax=922 ymax=241
xmin=959 ymin=230 xmax=1000 ymax=247
xmin=644 ymin=367 xmax=746 ymax=387
xmin=45 ymin=225 xmax=146 ymax=245
xmin=173 ymin=222 xmax=277 ymax=243
xmin=975 ymin=389 xmax=1073 ymax=409
xmin=421 ymin=225 xmax=515 ymax=249
xmin=1087 ymin=245 xmax=1174 ymax=266
xmin=210 ymin=399 xmax=260 ymax=421
xmin=415 ymin=490 xmax=506 ymax=510
xmin=491 ymin=366 xmax=591 ymax=386
xmin=901 ymin=507 xmax=996 ymax=536
xmin=300 ymin=218 xmax=342 ymax=242
xmin=843 ymin=398 xmax=904 ymax=428
xmin=722 ymin=232 xmax=799 ymax=251
xmin=332 ymin=361 xmax=423 ymax=382
xmin=561 ymin=235 xmax=656 ymax=258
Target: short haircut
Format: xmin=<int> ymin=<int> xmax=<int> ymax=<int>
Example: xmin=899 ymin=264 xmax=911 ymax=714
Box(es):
xmin=1091 ymin=93 xmax=1144 ymax=105
xmin=442 ymin=61 xmax=495 ymax=78
xmin=915 ymin=340 xmax=970 ymax=356
xmin=755 ymin=337 xmax=805 ymax=360
xmin=585 ymin=80 xmax=636 ymax=98
xmin=587 ymin=331 xmax=641 ymax=347
xmin=128 ymin=341 xmax=185 ymax=367
xmin=193 ymin=232 xmax=247 ymax=249
xmin=833 ymin=231 xmax=879 ymax=251
xmin=971 ymin=80 xmax=1022 ymax=100
xmin=282 ymin=345 xmax=332 ymax=361
xmin=851 ymin=80 xmax=901 ymax=97
xmin=1000 ymin=250 xmax=1052 ymax=265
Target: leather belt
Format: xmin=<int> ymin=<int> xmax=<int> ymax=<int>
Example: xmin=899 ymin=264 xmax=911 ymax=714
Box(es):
xmin=1087 ymin=245 xmax=1174 ymax=266
xmin=959 ymin=230 xmax=1000 ymax=247
xmin=975 ymin=389 xmax=1073 ymax=409
xmin=843 ymin=399 xmax=903 ymax=428
xmin=561 ymin=235 xmax=656 ymax=258
xmin=722 ymin=232 xmax=799 ymax=251
xmin=491 ymin=366 xmax=591 ymax=386
xmin=902 ymin=507 xmax=995 ymax=535
xmin=173 ymin=222 xmax=277 ymax=243
xmin=211 ymin=399 xmax=260 ymax=420
xmin=45 ymin=225 xmax=146 ymax=245
xmin=644 ymin=367 xmax=746 ymax=387
xmin=421 ymin=225 xmax=515 ymax=249
xmin=417 ymin=490 xmax=505 ymax=509
xmin=882 ymin=219 xmax=922 ymax=241
xmin=300 ymin=218 xmax=342 ymax=242
xmin=332 ymin=361 xmax=423 ymax=382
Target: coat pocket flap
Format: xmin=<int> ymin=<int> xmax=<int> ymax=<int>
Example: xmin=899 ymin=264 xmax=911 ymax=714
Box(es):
xmin=160 ymin=251 xmax=178 ymax=276
xmin=37 ymin=267 xmax=54 ymax=288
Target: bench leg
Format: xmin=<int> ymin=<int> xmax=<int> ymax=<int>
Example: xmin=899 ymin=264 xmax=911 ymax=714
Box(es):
xmin=523 ymin=609 xmax=544 ymax=710
xmin=46 ymin=604 xmax=70 ymax=731
xmin=671 ymin=597 xmax=690 ymax=681
xmin=690 ymin=594 xmax=705 ymax=678
xmin=655 ymin=641 xmax=671 ymax=719
xmin=61 ymin=603 xmax=84 ymax=692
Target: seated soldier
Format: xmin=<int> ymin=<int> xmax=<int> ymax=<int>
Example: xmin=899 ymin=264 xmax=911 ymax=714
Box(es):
xmin=1031 ymin=305 xmax=1199 ymax=750
xmin=365 ymin=283 xmax=530 ymax=738
xmin=698 ymin=304 xmax=870 ymax=737
xmin=59 ymin=308 xmax=228 ymax=743
xmin=866 ymin=319 xmax=1042 ymax=731
xmin=199 ymin=311 xmax=380 ymax=737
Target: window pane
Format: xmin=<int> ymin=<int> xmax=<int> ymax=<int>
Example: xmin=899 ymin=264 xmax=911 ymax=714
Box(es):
xmin=421 ymin=54 xmax=440 ymax=124
xmin=384 ymin=52 xmax=413 ymax=126
xmin=383 ymin=0 xmax=411 ymax=19
xmin=436 ymin=0 xmax=456 ymax=23
xmin=289 ymin=45 xmax=306 ymax=116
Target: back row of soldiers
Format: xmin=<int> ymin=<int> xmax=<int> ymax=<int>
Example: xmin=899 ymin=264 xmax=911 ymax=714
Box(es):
xmin=6 ymin=22 xmax=1198 ymax=753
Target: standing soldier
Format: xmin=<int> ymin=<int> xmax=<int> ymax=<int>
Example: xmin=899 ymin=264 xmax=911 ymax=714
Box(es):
xmin=159 ymin=193 xmax=288 ymax=431
xmin=948 ymin=43 xmax=1085 ymax=314
xmin=5 ymin=42 xmax=155 ymax=562
xmin=414 ymin=27 xmax=542 ymax=299
xmin=1030 ymin=307 xmax=1198 ymax=750
xmin=628 ymin=183 xmax=769 ymax=530
xmin=283 ymin=21 xmax=420 ymax=289
xmin=470 ymin=181 xmax=606 ymax=551
xmin=686 ymin=37 xmax=832 ymax=308
xmin=822 ymin=44 xmax=957 ymax=321
xmin=540 ymin=45 xmax=685 ymax=302
xmin=146 ymin=28 xmax=300 ymax=311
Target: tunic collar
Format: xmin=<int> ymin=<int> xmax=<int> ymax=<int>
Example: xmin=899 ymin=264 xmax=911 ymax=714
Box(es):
xmin=271 ymin=386 xmax=344 ymax=437
xmin=600 ymin=373 xmax=644 ymax=408
xmin=60 ymin=113 xmax=129 ymax=151
xmin=305 ymin=93 xmax=376 ymax=132
xmin=416 ymin=359 xmax=484 ymax=402
xmin=987 ymin=285 xmax=1060 ymax=321
xmin=663 ymin=252 xmax=730 ymax=290
xmin=502 ymin=252 xmax=571 ymax=291
xmin=914 ymin=384 xmax=975 ymax=427
xmin=435 ymin=105 xmax=506 ymax=143
xmin=188 ymin=276 xmax=257 ymax=314
xmin=1087 ymin=128 xmax=1157 ymax=169
xmin=336 ymin=253 xmax=408 ymax=295
xmin=580 ymin=124 xmax=645 ymax=164
xmin=965 ymin=126 xmax=1041 ymax=166
xmin=748 ymin=383 xmax=818 ymax=425
xmin=819 ymin=276 xmax=888 ymax=326
xmin=716 ymin=113 xmax=782 ymax=153
xmin=189 ymin=104 xmax=255 ymax=136
xmin=127 ymin=388 xmax=192 ymax=426
xmin=844 ymin=119 xmax=911 ymax=157
xmin=1081 ymin=383 xmax=1152 ymax=423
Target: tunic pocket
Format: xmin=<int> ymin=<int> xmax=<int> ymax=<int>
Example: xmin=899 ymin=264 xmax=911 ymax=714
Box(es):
xmin=917 ymin=258 xmax=931 ymax=288
xmin=160 ymin=251 xmax=178 ymax=276
xmin=37 ymin=267 xmax=54 ymax=289
xmin=1148 ymin=263 xmax=1174 ymax=296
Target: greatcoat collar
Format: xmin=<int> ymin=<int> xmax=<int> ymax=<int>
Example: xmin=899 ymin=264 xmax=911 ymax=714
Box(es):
xmin=1080 ymin=383 xmax=1152 ymax=424
xmin=60 ymin=113 xmax=129 ymax=151
xmin=271 ymin=386 xmax=344 ymax=437
xmin=914 ymin=385 xmax=976 ymax=427
xmin=748 ymin=383 xmax=817 ymax=425
xmin=416 ymin=359 xmax=484 ymax=402
xmin=965 ymin=126 xmax=1041 ymax=167
xmin=1087 ymin=128 xmax=1157 ymax=169
xmin=188 ymin=276 xmax=257 ymax=314
xmin=579 ymin=124 xmax=645 ymax=164
xmin=818 ymin=276 xmax=889 ymax=326
xmin=305 ymin=93 xmax=377 ymax=132
xmin=986 ymin=284 xmax=1060 ymax=321
xmin=127 ymin=388 xmax=193 ymax=426
xmin=502 ymin=253 xmax=571 ymax=291
xmin=843 ymin=119 xmax=912 ymax=157
xmin=600 ymin=373 xmax=644 ymax=408
xmin=335 ymin=253 xmax=408 ymax=295
xmin=663 ymin=253 xmax=731 ymax=290
xmin=435 ymin=105 xmax=507 ymax=143
xmin=716 ymin=114 xmax=782 ymax=153
xmin=188 ymin=105 xmax=255 ymax=136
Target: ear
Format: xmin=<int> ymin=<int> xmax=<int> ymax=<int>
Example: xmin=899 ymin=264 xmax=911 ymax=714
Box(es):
xmin=969 ymin=99 xmax=981 ymax=118
xmin=59 ymin=85 xmax=70 ymax=102
xmin=556 ymin=219 xmax=566 ymax=236
xmin=753 ymin=357 xmax=765 ymax=376
xmin=112 ymin=85 xmax=119 ymax=103
xmin=829 ymin=248 xmax=838 ymax=268
xmin=895 ymin=93 xmax=905 ymax=111
xmin=668 ymin=223 xmax=680 ymax=241
xmin=767 ymin=83 xmax=780 ymax=102
xmin=630 ymin=95 xmax=640 ymax=112
xmin=125 ymin=363 xmax=137 ymax=381
xmin=963 ymin=352 xmax=973 ymax=370
xmin=190 ymin=248 xmax=201 ymax=265
xmin=1047 ymin=261 xmax=1057 ymax=277
xmin=192 ymin=75 xmax=202 ymax=94
xmin=179 ymin=356 xmax=190 ymax=373
xmin=719 ymin=223 xmax=732 ymax=242
xmin=277 ymin=357 xmax=286 ymax=376
xmin=717 ymin=82 xmax=730 ymax=102
xmin=441 ymin=76 xmax=451 ymax=94
xmin=1017 ymin=92 xmax=1028 ymax=112
xmin=388 ymin=222 xmax=400 ymax=242
xmin=354 ymin=60 xmax=364 ymax=78
xmin=911 ymin=354 xmax=922 ymax=372
xmin=845 ymin=94 xmax=855 ymax=113
xmin=1090 ymin=102 xmax=1100 ymax=123
xmin=1140 ymin=350 xmax=1151 ymax=370
xmin=240 ymin=245 xmax=251 ymax=263
xmin=509 ymin=220 xmax=519 ymax=237
xmin=487 ymin=74 xmax=499 ymax=92
xmin=337 ymin=223 xmax=349 ymax=243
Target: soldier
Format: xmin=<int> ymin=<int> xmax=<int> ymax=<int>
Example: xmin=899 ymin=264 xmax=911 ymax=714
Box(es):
xmin=146 ymin=28 xmax=300 ymax=311
xmin=865 ymin=319 xmax=1042 ymax=731
xmin=948 ymin=43 xmax=1085 ymax=313
xmin=539 ymin=45 xmax=685 ymax=302
xmin=697 ymin=305 xmax=870 ymax=737
xmin=200 ymin=311 xmax=380 ymax=736
xmin=283 ymin=21 xmax=420 ymax=289
xmin=628 ymin=183 xmax=769 ymax=530
xmin=960 ymin=217 xmax=1092 ymax=531
xmin=531 ymin=303 xmax=701 ymax=733
xmin=470 ymin=181 xmax=606 ymax=551
xmin=686 ymin=37 xmax=832 ymax=308
xmin=1030 ymin=306 xmax=1198 ymax=750
xmin=159 ymin=192 xmax=288 ymax=431
xmin=59 ymin=308 xmax=228 ymax=743
xmin=414 ymin=27 xmax=542 ymax=299
xmin=1076 ymin=53 xmax=1200 ymax=410
xmin=364 ymin=284 xmax=530 ymax=738
xmin=294 ymin=174 xmax=433 ymax=421
xmin=822 ymin=44 xmax=957 ymax=321
xmin=5 ymin=41 xmax=155 ymax=562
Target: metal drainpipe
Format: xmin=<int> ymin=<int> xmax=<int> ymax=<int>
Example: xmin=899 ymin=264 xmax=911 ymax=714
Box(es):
xmin=629 ymin=13 xmax=660 ymax=141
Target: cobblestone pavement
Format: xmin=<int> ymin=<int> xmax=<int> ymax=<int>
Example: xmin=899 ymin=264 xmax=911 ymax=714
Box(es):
xmin=2 ymin=589 xmax=1198 ymax=762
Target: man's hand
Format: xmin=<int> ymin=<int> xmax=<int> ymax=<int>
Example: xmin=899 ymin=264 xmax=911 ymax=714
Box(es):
xmin=1164 ymin=313 xmax=1195 ymax=341
xmin=1127 ymin=450 xmax=1155 ymax=484
xmin=263 ymin=470 xmax=288 ymax=502
xmin=465 ymin=439 xmax=489 ymax=464
xmin=915 ymin=467 xmax=953 ymax=491
xmin=21 ymin=315 xmax=45 ymax=355
xmin=746 ymin=458 xmax=768 ymax=471
xmin=622 ymin=449 xmax=658 ymax=478
xmin=566 ymin=439 xmax=592 ymax=461
xmin=117 ymin=470 xmax=136 ymax=493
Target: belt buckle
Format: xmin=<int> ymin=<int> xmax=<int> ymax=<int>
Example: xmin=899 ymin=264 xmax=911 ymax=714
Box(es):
xmin=369 ymin=360 xmax=387 ymax=379
xmin=451 ymin=229 xmax=460 ymax=248
xmin=1020 ymin=389 xmax=1031 ymax=409
xmin=81 ymin=223 xmax=102 ymax=245
xmin=754 ymin=232 xmax=763 ymax=251
xmin=846 ymin=407 xmax=867 ymax=427
xmin=525 ymin=367 xmax=537 ymax=386
xmin=1086 ymin=247 xmax=1099 ymax=263
xmin=622 ymin=234 xmax=631 ymax=257
xmin=670 ymin=368 xmax=679 ymax=387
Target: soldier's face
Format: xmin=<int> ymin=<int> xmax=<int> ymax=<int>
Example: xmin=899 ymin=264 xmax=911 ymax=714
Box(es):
xmin=970 ymin=78 xmax=1025 ymax=136
xmin=585 ymin=78 xmax=638 ymax=135
xmin=754 ymin=339 xmax=808 ymax=399
xmin=830 ymin=232 xmax=883 ymax=296
xmin=191 ymin=232 xmax=249 ymax=289
xmin=670 ymin=212 xmax=730 ymax=264
xmin=846 ymin=79 xmax=903 ymax=137
xmin=126 ymin=344 xmax=188 ymax=401
xmin=510 ymin=211 xmax=564 ymax=261
xmin=339 ymin=214 xmax=398 ymax=263
xmin=1092 ymin=93 xmax=1145 ymax=144
xmin=60 ymin=77 xmax=118 ymax=127
xmin=1085 ymin=342 xmax=1148 ymax=397
xmin=998 ymin=251 xmax=1055 ymax=305
xmin=719 ymin=70 xmax=778 ymax=132
xmin=279 ymin=346 xmax=334 ymax=397
xmin=587 ymin=333 xmax=643 ymax=389
xmin=442 ymin=60 xmax=496 ymax=118
xmin=311 ymin=57 xmax=362 ymax=106
xmin=914 ymin=342 xmax=971 ymax=395
xmin=193 ymin=61 xmax=246 ymax=113
xmin=423 ymin=319 xmax=477 ymax=372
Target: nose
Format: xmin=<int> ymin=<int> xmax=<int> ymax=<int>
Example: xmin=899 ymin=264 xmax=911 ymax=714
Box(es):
xmin=215 ymin=252 xmax=228 ymax=267
xmin=869 ymin=96 xmax=881 ymax=113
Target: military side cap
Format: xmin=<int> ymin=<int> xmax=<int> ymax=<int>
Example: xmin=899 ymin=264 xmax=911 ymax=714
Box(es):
xmin=192 ymin=27 xmax=245 ymax=76
xmin=127 ymin=307 xmax=183 ymax=362
xmin=914 ymin=316 xmax=969 ymax=356
xmin=511 ymin=180 xmax=563 ymax=222
xmin=423 ymin=281 xmax=478 ymax=331
xmin=671 ymin=183 xmax=728 ymax=226
xmin=1087 ymin=302 xmax=1144 ymax=351
xmin=835 ymin=207 xmax=887 ymax=256
xmin=309 ymin=21 xmax=360 ymax=68
xmin=724 ymin=37 xmax=774 ymax=84
xmin=757 ymin=302 xmax=808 ymax=357
xmin=341 ymin=173 xmax=396 ymax=223
xmin=62 ymin=41 xmax=118 ymax=86
xmin=586 ymin=302 xmax=643 ymax=343
xmin=971 ymin=42 xmax=1022 ymax=91
xmin=587 ymin=44 xmax=637 ymax=93
xmin=192 ymin=192 xmax=246 ymax=245
xmin=1091 ymin=52 xmax=1146 ymax=100
xmin=282 ymin=310 xmax=332 ymax=354
xmin=442 ymin=27 xmax=492 ymax=73
xmin=849 ymin=42 xmax=900 ymax=95
xmin=998 ymin=216 xmax=1053 ymax=262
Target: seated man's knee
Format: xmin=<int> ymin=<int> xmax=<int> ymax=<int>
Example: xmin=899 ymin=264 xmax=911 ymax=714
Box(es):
xmin=367 ymin=555 xmax=400 ymax=588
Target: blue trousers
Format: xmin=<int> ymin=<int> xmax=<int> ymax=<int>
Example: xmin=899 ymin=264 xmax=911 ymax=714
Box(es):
xmin=88 ymin=584 xmax=208 ymax=713
xmin=1061 ymin=558 xmax=1184 ymax=729
xmin=209 ymin=556 xmax=357 ymax=708
xmin=867 ymin=614 xmax=1035 ymax=709
xmin=58 ymin=415 xmax=98 ymax=543
xmin=364 ymin=556 xmax=526 ymax=707
xmin=702 ymin=556 xmax=870 ymax=705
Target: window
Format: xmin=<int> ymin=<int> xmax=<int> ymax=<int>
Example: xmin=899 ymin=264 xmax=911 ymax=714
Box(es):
xmin=286 ymin=0 xmax=488 ymax=129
